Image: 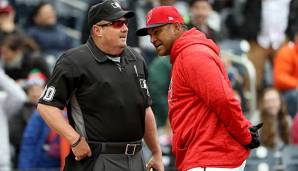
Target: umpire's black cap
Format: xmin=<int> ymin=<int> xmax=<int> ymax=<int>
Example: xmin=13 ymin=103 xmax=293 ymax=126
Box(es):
xmin=88 ymin=0 xmax=134 ymax=29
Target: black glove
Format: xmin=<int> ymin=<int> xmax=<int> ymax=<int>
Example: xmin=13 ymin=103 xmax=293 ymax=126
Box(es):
xmin=245 ymin=123 xmax=263 ymax=149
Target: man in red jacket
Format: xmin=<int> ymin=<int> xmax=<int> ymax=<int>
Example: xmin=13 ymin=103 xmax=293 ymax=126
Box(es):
xmin=137 ymin=6 xmax=262 ymax=171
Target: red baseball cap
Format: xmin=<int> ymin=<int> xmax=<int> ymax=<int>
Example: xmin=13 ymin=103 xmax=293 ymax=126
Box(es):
xmin=0 ymin=1 xmax=13 ymax=14
xmin=136 ymin=6 xmax=184 ymax=36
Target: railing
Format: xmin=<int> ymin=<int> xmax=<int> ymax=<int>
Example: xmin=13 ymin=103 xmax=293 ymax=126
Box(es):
xmin=54 ymin=0 xmax=88 ymax=43
xmin=56 ymin=0 xmax=87 ymax=11
xmin=221 ymin=51 xmax=257 ymax=116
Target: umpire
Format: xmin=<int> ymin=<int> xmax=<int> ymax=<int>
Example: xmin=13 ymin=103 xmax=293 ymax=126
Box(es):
xmin=37 ymin=0 xmax=164 ymax=170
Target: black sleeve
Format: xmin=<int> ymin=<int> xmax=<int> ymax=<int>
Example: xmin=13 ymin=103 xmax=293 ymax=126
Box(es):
xmin=38 ymin=56 xmax=79 ymax=109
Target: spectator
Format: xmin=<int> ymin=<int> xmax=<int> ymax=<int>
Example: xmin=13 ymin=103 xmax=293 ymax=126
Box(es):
xmin=9 ymin=70 xmax=46 ymax=168
xmin=27 ymin=2 xmax=73 ymax=58
xmin=0 ymin=0 xmax=23 ymax=44
xmin=1 ymin=34 xmax=50 ymax=83
xmin=213 ymin=0 xmax=245 ymax=39
xmin=188 ymin=0 xmax=221 ymax=42
xmin=241 ymin=0 xmax=291 ymax=90
xmin=18 ymin=110 xmax=61 ymax=170
xmin=274 ymin=29 xmax=298 ymax=118
xmin=257 ymin=88 xmax=292 ymax=149
xmin=0 ymin=67 xmax=26 ymax=171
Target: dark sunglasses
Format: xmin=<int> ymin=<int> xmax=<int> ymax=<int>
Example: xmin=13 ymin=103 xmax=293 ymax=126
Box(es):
xmin=96 ymin=20 xmax=128 ymax=28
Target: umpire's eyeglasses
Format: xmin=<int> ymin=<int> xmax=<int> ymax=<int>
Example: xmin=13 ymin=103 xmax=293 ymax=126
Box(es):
xmin=96 ymin=19 xmax=128 ymax=29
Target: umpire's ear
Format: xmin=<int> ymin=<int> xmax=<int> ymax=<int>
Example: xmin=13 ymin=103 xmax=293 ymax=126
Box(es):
xmin=91 ymin=25 xmax=104 ymax=37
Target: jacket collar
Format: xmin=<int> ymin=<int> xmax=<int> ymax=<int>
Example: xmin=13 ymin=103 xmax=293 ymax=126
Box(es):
xmin=86 ymin=37 xmax=136 ymax=63
xmin=86 ymin=37 xmax=109 ymax=63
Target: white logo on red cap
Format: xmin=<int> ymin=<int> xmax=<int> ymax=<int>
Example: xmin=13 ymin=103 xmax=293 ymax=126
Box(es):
xmin=111 ymin=2 xmax=121 ymax=8
xmin=147 ymin=10 xmax=153 ymax=24
xmin=168 ymin=17 xmax=174 ymax=21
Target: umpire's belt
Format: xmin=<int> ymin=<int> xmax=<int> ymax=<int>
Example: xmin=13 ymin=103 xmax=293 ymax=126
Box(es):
xmin=88 ymin=140 xmax=142 ymax=156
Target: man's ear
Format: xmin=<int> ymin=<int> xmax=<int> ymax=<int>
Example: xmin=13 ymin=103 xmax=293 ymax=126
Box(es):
xmin=173 ymin=23 xmax=183 ymax=34
xmin=92 ymin=25 xmax=103 ymax=37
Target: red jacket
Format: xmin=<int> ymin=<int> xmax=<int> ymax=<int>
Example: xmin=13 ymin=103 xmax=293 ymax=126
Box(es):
xmin=168 ymin=28 xmax=252 ymax=171
xmin=274 ymin=42 xmax=298 ymax=91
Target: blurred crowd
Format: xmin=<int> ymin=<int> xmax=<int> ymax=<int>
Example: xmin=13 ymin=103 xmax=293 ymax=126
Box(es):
xmin=0 ymin=0 xmax=297 ymax=170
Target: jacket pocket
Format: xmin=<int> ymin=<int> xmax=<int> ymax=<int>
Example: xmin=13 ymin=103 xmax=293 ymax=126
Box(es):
xmin=175 ymin=146 xmax=188 ymax=169
xmin=173 ymin=130 xmax=191 ymax=167
xmin=177 ymin=128 xmax=192 ymax=150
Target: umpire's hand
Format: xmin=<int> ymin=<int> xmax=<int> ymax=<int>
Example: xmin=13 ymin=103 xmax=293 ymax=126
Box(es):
xmin=146 ymin=152 xmax=164 ymax=171
xmin=71 ymin=137 xmax=92 ymax=161
xmin=245 ymin=123 xmax=263 ymax=149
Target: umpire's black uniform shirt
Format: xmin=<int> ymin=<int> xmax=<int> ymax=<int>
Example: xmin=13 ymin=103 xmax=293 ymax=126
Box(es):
xmin=39 ymin=37 xmax=152 ymax=142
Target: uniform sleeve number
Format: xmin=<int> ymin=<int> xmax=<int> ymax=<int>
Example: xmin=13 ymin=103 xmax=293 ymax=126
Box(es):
xmin=42 ymin=86 xmax=56 ymax=102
